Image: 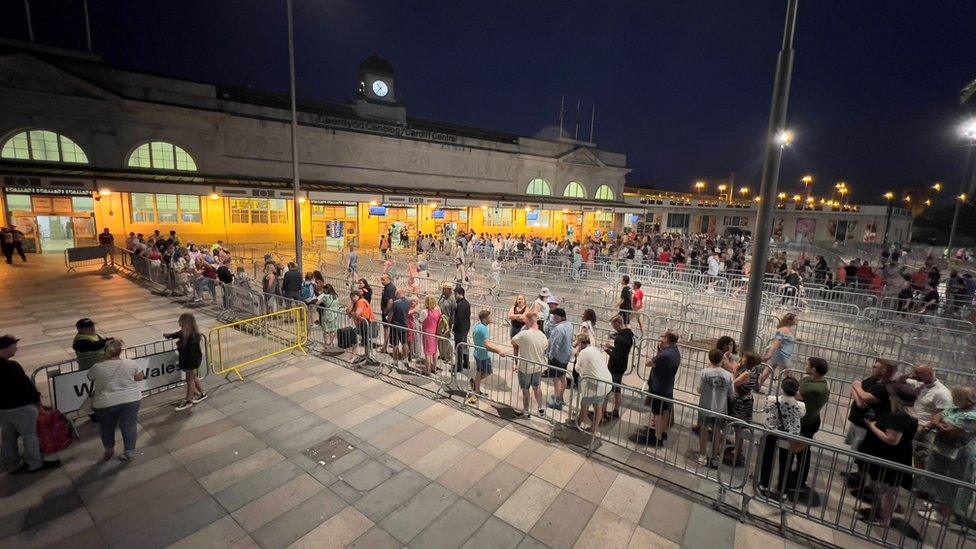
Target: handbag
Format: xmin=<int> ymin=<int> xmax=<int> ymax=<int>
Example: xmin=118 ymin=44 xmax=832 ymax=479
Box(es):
xmin=37 ymin=406 xmax=76 ymax=454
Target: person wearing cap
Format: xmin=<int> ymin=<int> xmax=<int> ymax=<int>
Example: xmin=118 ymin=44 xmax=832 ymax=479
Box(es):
xmin=0 ymin=335 xmax=61 ymax=474
xmin=72 ymin=318 xmax=111 ymax=371
xmin=533 ymin=288 xmax=551 ymax=331
xmin=542 ymin=295 xmax=560 ymax=337
xmin=437 ymin=282 xmax=456 ymax=364
xmin=854 ymin=382 xmax=918 ymax=527
xmin=545 ymin=307 xmax=574 ymax=410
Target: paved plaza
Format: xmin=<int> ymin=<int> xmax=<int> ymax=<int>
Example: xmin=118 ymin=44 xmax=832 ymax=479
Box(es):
xmin=0 ymin=256 xmax=878 ymax=548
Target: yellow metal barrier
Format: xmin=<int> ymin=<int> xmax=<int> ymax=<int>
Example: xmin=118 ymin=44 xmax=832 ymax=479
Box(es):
xmin=208 ymin=306 xmax=308 ymax=380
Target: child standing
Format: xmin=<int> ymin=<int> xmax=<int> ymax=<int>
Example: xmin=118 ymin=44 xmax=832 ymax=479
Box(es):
xmin=694 ymin=348 xmax=734 ymax=467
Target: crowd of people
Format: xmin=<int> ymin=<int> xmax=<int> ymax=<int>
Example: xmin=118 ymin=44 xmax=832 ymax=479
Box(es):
xmin=1 ymin=312 xmax=206 ymax=473
xmin=4 ymin=227 xmax=975 ymax=538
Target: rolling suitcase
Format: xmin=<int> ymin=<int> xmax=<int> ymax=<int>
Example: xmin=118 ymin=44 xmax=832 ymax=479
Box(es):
xmin=338 ymin=326 xmax=357 ymax=349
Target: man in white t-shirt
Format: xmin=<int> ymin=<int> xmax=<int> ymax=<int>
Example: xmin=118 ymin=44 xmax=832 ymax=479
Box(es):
xmin=572 ymin=333 xmax=612 ymax=436
xmin=511 ymin=311 xmax=548 ymax=417
xmin=900 ymin=364 xmax=952 ymax=468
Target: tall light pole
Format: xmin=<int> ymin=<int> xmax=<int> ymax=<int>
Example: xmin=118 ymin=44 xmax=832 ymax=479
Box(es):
xmin=741 ymin=0 xmax=799 ymax=352
xmin=946 ymin=119 xmax=976 ymax=257
xmin=881 ymin=191 xmax=894 ymax=247
xmin=801 ymin=174 xmax=813 ymax=201
xmin=287 ymin=0 xmax=303 ymax=272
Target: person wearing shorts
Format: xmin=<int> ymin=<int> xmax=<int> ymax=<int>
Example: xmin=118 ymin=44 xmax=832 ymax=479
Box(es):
xmin=545 ymin=308 xmax=574 ymax=410
xmin=511 ymin=311 xmax=548 ymax=417
xmin=572 ymin=334 xmax=612 ymax=436
xmin=630 ymin=330 xmax=680 ymax=447
xmin=468 ymin=310 xmax=505 ymax=405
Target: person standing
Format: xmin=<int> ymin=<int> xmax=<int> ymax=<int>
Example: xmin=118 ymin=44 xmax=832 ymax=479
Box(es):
xmin=9 ymin=226 xmax=27 ymax=262
xmin=347 ymin=289 xmax=373 ymax=363
xmin=72 ymin=318 xmax=111 ymax=371
xmin=898 ymin=364 xmax=952 ymax=469
xmin=281 ymin=262 xmax=303 ymax=301
xmin=380 ymin=274 xmax=397 ymax=355
xmin=1 ymin=227 xmax=13 ymax=264
xmin=603 ymin=315 xmax=634 ymax=420
xmin=468 ymin=310 xmax=506 ymax=405
xmin=346 ymin=245 xmax=359 ymax=282
xmin=616 ymin=275 xmax=633 ymax=325
xmin=0 ymin=335 xmax=60 ymax=473
xmin=787 ymin=357 xmax=830 ymax=503
xmin=846 ymin=359 xmax=897 ymax=452
xmin=572 ymin=333 xmax=612 ymax=437
xmin=545 ymin=308 xmax=574 ymax=410
xmin=507 ymin=295 xmax=528 ymax=339
xmin=453 ymin=287 xmax=472 ymax=372
xmin=165 ymin=313 xmax=207 ymax=411
xmin=389 ymin=290 xmax=411 ymax=367
xmin=694 ymin=348 xmax=735 ymax=467
xmin=760 ymin=313 xmax=797 ymax=390
xmin=631 ymin=330 xmax=681 ymax=446
xmin=759 ymin=377 xmax=807 ymax=496
xmin=87 ymin=339 xmax=145 ymax=461
xmin=421 ymin=295 xmax=441 ymax=375
xmin=437 ymin=282 xmax=456 ymax=365
xmin=511 ymin=311 xmax=548 ymax=417
xmin=98 ymin=228 xmax=115 ymax=265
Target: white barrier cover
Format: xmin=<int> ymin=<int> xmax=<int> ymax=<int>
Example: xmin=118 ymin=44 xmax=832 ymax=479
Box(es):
xmin=51 ymin=350 xmax=184 ymax=413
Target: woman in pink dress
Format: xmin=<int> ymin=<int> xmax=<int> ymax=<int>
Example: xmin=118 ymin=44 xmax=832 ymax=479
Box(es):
xmin=421 ymin=295 xmax=441 ymax=374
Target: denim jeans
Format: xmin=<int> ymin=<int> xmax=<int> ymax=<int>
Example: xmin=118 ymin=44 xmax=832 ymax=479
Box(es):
xmin=0 ymin=404 xmax=42 ymax=470
xmin=94 ymin=401 xmax=141 ymax=452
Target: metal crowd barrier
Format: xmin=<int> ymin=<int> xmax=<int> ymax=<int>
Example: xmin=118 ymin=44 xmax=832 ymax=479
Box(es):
xmin=30 ymin=337 xmax=208 ymax=417
xmin=64 ymin=245 xmax=114 ymax=272
xmin=208 ymin=306 xmax=308 ymax=380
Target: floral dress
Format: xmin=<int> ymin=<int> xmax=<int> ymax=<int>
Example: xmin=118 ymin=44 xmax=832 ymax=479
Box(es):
xmin=926 ymin=406 xmax=976 ymax=515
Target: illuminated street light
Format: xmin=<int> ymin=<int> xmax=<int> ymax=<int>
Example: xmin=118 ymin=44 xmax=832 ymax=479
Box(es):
xmin=962 ymin=118 xmax=976 ymax=139
xmin=884 ymin=191 xmax=894 ymax=200
xmin=774 ymin=129 xmax=794 ymax=147
xmin=777 ymin=192 xmax=787 ymax=201
xmin=932 ymin=182 xmax=943 ymax=192
xmin=694 ymin=180 xmax=706 ymax=194
xmin=739 ymin=187 xmax=751 ymax=197
xmin=960 ymin=193 xmax=969 ymax=202
xmin=924 ymin=198 xmax=932 ymax=206
xmin=718 ymin=184 xmax=727 ymax=192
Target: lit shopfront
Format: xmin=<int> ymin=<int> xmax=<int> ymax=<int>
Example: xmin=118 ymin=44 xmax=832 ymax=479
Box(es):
xmin=1 ymin=180 xmax=98 ymax=253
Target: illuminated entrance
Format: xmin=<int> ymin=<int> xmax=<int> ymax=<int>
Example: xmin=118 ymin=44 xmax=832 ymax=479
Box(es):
xmin=311 ymin=202 xmax=358 ymax=249
xmin=3 ymin=189 xmax=97 ymax=253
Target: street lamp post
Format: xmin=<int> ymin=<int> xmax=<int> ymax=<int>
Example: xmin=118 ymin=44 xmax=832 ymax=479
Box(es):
xmin=946 ymin=121 xmax=976 ymax=257
xmin=881 ymin=192 xmax=894 ymax=247
xmin=741 ymin=0 xmax=800 ymax=353
xmin=801 ymin=174 xmax=813 ymax=201
xmin=287 ymin=0 xmax=303 ymax=272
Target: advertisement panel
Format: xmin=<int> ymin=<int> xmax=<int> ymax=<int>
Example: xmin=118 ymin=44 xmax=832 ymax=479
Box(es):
xmin=51 ymin=350 xmax=183 ymax=413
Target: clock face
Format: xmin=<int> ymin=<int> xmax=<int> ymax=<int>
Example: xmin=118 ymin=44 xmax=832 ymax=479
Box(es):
xmin=371 ymin=80 xmax=389 ymax=97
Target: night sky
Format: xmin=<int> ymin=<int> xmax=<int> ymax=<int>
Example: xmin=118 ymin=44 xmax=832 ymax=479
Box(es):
xmin=3 ymin=0 xmax=975 ymax=203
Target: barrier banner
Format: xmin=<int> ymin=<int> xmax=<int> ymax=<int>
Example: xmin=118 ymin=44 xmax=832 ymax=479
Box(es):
xmin=51 ymin=350 xmax=183 ymax=413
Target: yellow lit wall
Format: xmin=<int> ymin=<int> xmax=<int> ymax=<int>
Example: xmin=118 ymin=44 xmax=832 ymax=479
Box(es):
xmin=94 ymin=192 xmax=312 ymax=246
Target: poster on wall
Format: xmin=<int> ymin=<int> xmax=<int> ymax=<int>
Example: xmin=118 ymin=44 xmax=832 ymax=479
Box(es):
xmin=740 ymin=217 xmax=749 ymax=227
xmin=772 ymin=218 xmax=785 ymax=241
xmin=863 ymin=221 xmax=877 ymax=243
xmin=827 ymin=220 xmax=837 ymax=238
xmin=846 ymin=220 xmax=859 ymax=240
xmin=795 ymin=218 xmax=817 ymax=244
xmin=652 ymin=213 xmax=663 ymax=232
xmin=707 ymin=216 xmax=717 ymax=236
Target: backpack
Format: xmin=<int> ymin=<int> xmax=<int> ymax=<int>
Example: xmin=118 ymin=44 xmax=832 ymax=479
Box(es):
xmin=437 ymin=312 xmax=452 ymax=336
xmin=37 ymin=407 xmax=76 ymax=454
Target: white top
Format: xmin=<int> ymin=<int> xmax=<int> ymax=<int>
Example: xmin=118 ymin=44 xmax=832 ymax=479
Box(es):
xmin=511 ymin=329 xmax=548 ymax=375
xmin=573 ymin=345 xmax=613 ymax=397
xmin=909 ymin=379 xmax=953 ymax=426
xmin=763 ymin=395 xmax=806 ymax=435
xmin=87 ymin=358 xmax=143 ymax=408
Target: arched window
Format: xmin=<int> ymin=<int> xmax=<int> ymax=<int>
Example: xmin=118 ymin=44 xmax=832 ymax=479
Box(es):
xmin=563 ymin=181 xmax=586 ymax=199
xmin=1 ymin=129 xmax=89 ymax=163
xmin=595 ymin=185 xmax=615 ymax=201
xmin=127 ymin=141 xmax=197 ymax=171
xmin=525 ymin=178 xmax=552 ymax=196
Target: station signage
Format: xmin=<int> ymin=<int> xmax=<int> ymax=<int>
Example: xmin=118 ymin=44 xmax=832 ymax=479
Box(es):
xmin=316 ymin=115 xmax=459 ymax=144
xmin=385 ymin=195 xmax=443 ymax=208
xmin=3 ymin=175 xmax=93 ymax=194
xmin=216 ymin=187 xmax=294 ymax=199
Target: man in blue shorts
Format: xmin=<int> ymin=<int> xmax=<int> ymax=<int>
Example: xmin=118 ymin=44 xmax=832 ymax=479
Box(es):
xmin=468 ymin=310 xmax=506 ymax=405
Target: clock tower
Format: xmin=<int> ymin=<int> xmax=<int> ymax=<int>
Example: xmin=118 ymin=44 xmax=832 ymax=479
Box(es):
xmin=353 ymin=53 xmax=406 ymax=124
